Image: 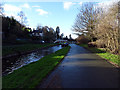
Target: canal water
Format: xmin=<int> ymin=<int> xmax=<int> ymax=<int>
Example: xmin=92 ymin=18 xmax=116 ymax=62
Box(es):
xmin=2 ymin=45 xmax=62 ymax=76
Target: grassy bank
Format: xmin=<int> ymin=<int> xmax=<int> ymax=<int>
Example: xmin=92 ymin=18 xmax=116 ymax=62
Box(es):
xmin=2 ymin=43 xmax=57 ymax=56
xmin=2 ymin=46 xmax=71 ymax=88
xmin=78 ymin=44 xmax=120 ymax=67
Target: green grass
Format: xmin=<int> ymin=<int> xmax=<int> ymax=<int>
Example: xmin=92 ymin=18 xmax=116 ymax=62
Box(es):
xmin=2 ymin=43 xmax=57 ymax=56
xmin=97 ymin=52 xmax=119 ymax=65
xmin=78 ymin=44 xmax=120 ymax=66
xmin=2 ymin=46 xmax=71 ymax=88
xmin=77 ymin=43 xmax=88 ymax=48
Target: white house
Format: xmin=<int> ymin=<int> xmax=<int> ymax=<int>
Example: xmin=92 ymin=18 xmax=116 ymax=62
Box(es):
xmin=32 ymin=29 xmax=43 ymax=37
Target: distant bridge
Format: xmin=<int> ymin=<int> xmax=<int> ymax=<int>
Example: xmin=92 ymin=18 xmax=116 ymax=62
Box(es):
xmin=54 ymin=39 xmax=68 ymax=43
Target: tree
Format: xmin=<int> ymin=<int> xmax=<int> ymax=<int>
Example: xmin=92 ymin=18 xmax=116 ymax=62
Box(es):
xmin=0 ymin=3 xmax=4 ymax=16
xmin=42 ymin=26 xmax=56 ymax=43
xmin=36 ymin=24 xmax=42 ymax=31
xmin=93 ymin=2 xmax=119 ymax=53
xmin=63 ymin=36 xmax=68 ymax=40
xmin=76 ymin=34 xmax=89 ymax=44
xmin=56 ymin=26 xmax=60 ymax=39
xmin=49 ymin=27 xmax=56 ymax=42
xmin=69 ymin=34 xmax=72 ymax=40
xmin=61 ymin=33 xmax=64 ymax=39
xmin=72 ymin=3 xmax=99 ymax=41
xmin=18 ymin=11 xmax=28 ymax=26
xmin=2 ymin=16 xmax=17 ymax=39
xmin=2 ymin=16 xmax=31 ymax=43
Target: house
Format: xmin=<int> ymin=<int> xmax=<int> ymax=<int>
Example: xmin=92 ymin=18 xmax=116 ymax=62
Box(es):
xmin=31 ymin=29 xmax=43 ymax=37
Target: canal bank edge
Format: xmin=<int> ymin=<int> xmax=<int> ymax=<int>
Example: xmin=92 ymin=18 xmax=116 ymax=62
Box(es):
xmin=2 ymin=46 xmax=71 ymax=88
xmin=36 ymin=46 xmax=71 ymax=88
xmin=2 ymin=44 xmax=59 ymax=59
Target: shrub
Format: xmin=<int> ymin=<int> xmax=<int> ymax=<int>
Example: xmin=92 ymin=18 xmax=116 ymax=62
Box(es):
xmin=76 ymin=35 xmax=89 ymax=44
xmin=95 ymin=40 xmax=106 ymax=48
xmin=88 ymin=42 xmax=97 ymax=48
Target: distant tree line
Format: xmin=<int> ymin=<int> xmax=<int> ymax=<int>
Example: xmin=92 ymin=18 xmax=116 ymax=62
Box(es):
xmin=0 ymin=3 xmax=54 ymax=44
xmin=73 ymin=2 xmax=119 ymax=54
xmin=2 ymin=15 xmax=32 ymax=44
xmin=34 ymin=25 xmax=74 ymax=43
xmin=2 ymin=14 xmax=59 ymax=44
xmin=1 ymin=3 xmax=74 ymax=45
xmin=1 ymin=15 xmax=72 ymax=44
xmin=32 ymin=25 xmax=57 ymax=43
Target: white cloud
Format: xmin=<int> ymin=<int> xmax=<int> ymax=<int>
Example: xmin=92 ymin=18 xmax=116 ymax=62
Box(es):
xmin=32 ymin=5 xmax=40 ymax=8
xmin=97 ymin=0 xmax=119 ymax=9
xmin=3 ymin=4 xmax=22 ymax=21
xmin=79 ymin=2 xmax=82 ymax=6
xmin=36 ymin=9 xmax=48 ymax=15
xmin=4 ymin=12 xmax=21 ymax=21
xmin=63 ymin=2 xmax=76 ymax=10
xmin=27 ymin=19 xmax=30 ymax=22
xmin=3 ymin=4 xmax=21 ymax=12
xmin=21 ymin=3 xmax=30 ymax=9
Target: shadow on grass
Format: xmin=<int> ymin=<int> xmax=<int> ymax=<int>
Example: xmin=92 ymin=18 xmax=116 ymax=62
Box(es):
xmin=77 ymin=44 xmax=106 ymax=53
xmin=88 ymin=48 xmax=106 ymax=53
xmin=2 ymin=46 xmax=71 ymax=88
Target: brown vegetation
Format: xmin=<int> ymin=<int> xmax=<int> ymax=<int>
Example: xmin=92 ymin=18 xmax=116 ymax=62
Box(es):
xmin=76 ymin=35 xmax=89 ymax=44
xmin=73 ymin=2 xmax=119 ymax=54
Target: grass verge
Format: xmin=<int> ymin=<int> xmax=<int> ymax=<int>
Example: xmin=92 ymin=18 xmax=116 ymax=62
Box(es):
xmin=78 ymin=44 xmax=120 ymax=67
xmin=2 ymin=46 xmax=71 ymax=88
xmin=2 ymin=43 xmax=57 ymax=56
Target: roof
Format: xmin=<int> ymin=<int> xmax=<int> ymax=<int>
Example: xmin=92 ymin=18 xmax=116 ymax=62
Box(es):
xmin=54 ymin=40 xmax=68 ymax=43
xmin=32 ymin=30 xmax=42 ymax=33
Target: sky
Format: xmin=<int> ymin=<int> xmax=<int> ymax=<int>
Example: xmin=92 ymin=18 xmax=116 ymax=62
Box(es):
xmin=1 ymin=0 xmax=119 ymax=39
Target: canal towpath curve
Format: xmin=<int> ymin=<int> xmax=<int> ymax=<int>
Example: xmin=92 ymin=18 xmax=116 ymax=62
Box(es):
xmin=38 ymin=44 xmax=119 ymax=88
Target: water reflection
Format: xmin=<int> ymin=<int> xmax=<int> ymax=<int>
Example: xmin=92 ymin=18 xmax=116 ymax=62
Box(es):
xmin=2 ymin=45 xmax=62 ymax=76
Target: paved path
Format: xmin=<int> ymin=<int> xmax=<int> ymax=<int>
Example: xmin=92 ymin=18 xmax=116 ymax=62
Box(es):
xmin=38 ymin=44 xmax=119 ymax=88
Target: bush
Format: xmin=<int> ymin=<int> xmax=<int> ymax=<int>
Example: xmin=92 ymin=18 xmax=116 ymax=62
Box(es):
xmin=95 ymin=40 xmax=106 ymax=48
xmin=8 ymin=34 xmax=17 ymax=41
xmin=76 ymin=35 xmax=89 ymax=44
xmin=88 ymin=42 xmax=97 ymax=48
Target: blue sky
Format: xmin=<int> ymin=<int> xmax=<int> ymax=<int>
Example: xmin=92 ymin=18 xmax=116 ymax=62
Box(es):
xmin=2 ymin=0 xmax=118 ymax=39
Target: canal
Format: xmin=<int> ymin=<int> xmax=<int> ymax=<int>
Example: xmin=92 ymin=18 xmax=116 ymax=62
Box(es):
xmin=2 ymin=45 xmax=62 ymax=76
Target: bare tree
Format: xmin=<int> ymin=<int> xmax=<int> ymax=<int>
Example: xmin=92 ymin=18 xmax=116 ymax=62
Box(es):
xmin=93 ymin=2 xmax=119 ymax=53
xmin=18 ymin=11 xmax=28 ymax=26
xmin=0 ymin=3 xmax=4 ymax=16
xmin=72 ymin=3 xmax=98 ymax=41
xmin=36 ymin=24 xmax=42 ymax=31
xmin=72 ymin=2 xmax=119 ymax=54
